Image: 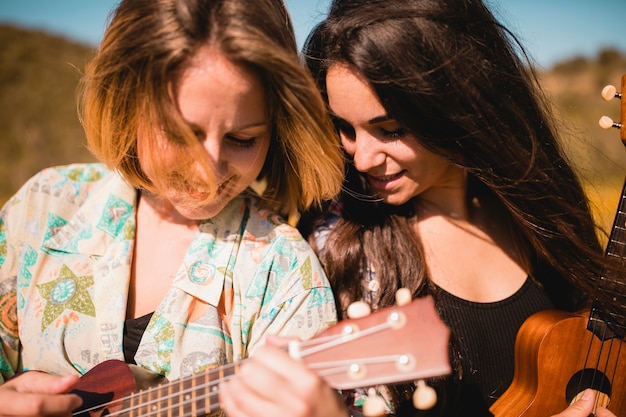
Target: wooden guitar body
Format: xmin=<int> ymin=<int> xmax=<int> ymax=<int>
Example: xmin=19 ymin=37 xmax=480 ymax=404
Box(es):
xmin=490 ymin=309 xmax=626 ymax=416
xmin=72 ymin=360 xmax=136 ymax=417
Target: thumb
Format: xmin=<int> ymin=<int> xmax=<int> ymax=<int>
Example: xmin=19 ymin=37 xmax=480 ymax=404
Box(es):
xmin=555 ymin=389 xmax=595 ymax=417
xmin=12 ymin=371 xmax=80 ymax=394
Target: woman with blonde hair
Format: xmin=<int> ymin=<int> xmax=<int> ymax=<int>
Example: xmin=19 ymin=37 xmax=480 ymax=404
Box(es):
xmin=0 ymin=0 xmax=343 ymax=414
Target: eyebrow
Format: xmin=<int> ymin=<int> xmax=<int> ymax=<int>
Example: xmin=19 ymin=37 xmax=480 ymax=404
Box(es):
xmin=329 ymin=111 xmax=393 ymax=125
xmin=368 ymin=115 xmax=393 ymax=124
xmin=235 ymin=121 xmax=269 ymax=130
xmin=185 ymin=120 xmax=269 ymax=132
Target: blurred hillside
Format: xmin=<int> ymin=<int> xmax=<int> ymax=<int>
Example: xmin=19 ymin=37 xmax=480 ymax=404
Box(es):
xmin=0 ymin=24 xmax=625 ymax=237
xmin=0 ymin=24 xmax=96 ymax=203
xmin=538 ymin=50 xmax=626 ymax=237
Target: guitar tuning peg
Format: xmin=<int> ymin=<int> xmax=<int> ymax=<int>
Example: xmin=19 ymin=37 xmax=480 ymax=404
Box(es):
xmin=413 ymin=379 xmax=438 ymax=410
xmin=599 ymin=115 xmax=622 ymax=130
xmin=347 ymin=300 xmax=371 ymax=318
xmin=362 ymin=388 xmax=388 ymax=417
xmin=395 ymin=288 xmax=412 ymax=306
xmin=601 ymin=84 xmax=620 ymax=101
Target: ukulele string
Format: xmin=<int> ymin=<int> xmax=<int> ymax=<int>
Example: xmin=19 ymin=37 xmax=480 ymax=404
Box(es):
xmin=598 ymin=336 xmax=624 ymax=410
xmin=75 ymin=356 xmax=405 ymax=417
xmin=73 ymin=314 xmax=400 ymax=416
xmin=72 ymin=363 xmax=239 ymax=417
xmin=579 ymin=315 xmax=605 ymax=399
xmin=577 ymin=312 xmax=620 ymax=412
xmin=297 ymin=319 xmax=394 ymax=357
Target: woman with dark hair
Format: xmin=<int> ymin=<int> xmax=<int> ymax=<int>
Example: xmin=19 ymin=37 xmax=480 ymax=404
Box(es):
xmin=0 ymin=0 xmax=344 ymax=414
xmin=218 ymin=0 xmax=619 ymax=416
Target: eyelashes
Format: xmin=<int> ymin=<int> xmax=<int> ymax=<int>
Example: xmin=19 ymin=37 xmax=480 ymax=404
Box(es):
xmin=192 ymin=129 xmax=259 ymax=149
xmin=226 ymin=135 xmax=258 ymax=148
xmin=331 ymin=114 xmax=407 ymax=142
xmin=380 ymin=127 xmax=406 ymax=139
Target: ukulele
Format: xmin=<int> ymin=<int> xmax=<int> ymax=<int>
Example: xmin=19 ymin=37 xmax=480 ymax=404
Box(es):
xmin=68 ymin=295 xmax=451 ymax=416
xmin=490 ymin=75 xmax=626 ymax=417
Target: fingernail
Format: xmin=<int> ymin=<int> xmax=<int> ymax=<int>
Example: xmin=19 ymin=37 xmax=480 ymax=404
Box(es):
xmin=580 ymin=389 xmax=592 ymax=401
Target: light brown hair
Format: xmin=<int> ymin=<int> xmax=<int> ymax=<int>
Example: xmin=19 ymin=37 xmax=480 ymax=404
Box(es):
xmin=79 ymin=0 xmax=343 ymax=218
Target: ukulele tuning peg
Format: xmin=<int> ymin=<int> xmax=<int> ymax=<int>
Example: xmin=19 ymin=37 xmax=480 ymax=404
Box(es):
xmin=601 ymin=84 xmax=620 ymax=101
xmin=347 ymin=300 xmax=371 ymax=318
xmin=599 ymin=81 xmax=623 ymax=131
xmin=362 ymin=388 xmax=388 ymax=417
xmin=413 ymin=379 xmax=438 ymax=410
xmin=395 ymin=288 xmax=412 ymax=306
xmin=599 ymin=115 xmax=622 ymax=131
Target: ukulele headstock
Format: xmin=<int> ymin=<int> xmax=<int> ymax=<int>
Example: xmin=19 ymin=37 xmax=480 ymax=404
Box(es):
xmin=290 ymin=295 xmax=451 ymax=390
xmin=599 ymin=74 xmax=626 ymax=145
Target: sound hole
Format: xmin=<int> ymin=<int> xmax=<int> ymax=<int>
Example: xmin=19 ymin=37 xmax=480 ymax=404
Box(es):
xmin=565 ymin=368 xmax=612 ymax=404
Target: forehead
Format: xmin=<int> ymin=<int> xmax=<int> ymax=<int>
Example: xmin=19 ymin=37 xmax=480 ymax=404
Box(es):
xmin=174 ymin=46 xmax=268 ymax=128
xmin=177 ymin=46 xmax=262 ymax=97
xmin=326 ymin=64 xmax=386 ymax=121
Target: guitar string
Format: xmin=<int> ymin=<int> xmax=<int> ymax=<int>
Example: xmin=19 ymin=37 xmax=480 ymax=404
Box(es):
xmin=582 ymin=310 xmax=608 ymax=410
xmin=580 ymin=296 xmax=624 ymax=412
xmin=79 ymin=355 xmax=407 ymax=417
xmin=574 ymin=78 xmax=626 ymax=414
xmin=597 ymin=336 xmax=623 ymax=411
xmin=590 ymin=322 xmax=609 ymax=410
xmin=73 ymin=314 xmax=398 ymax=416
xmin=75 ymin=335 xmax=399 ymax=416
xmin=573 ymin=186 xmax=626 ymax=411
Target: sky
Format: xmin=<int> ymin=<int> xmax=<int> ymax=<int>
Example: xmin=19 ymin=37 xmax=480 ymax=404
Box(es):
xmin=0 ymin=0 xmax=624 ymax=69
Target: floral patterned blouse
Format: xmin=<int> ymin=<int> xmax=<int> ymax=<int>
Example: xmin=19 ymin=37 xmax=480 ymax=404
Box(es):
xmin=0 ymin=163 xmax=337 ymax=384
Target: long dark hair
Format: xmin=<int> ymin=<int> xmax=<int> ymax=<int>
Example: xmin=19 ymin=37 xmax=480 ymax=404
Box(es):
xmin=303 ymin=0 xmax=606 ymax=311
xmin=302 ymin=0 xmax=609 ymax=412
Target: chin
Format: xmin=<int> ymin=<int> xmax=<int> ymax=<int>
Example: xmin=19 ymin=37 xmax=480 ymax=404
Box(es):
xmin=380 ymin=192 xmax=412 ymax=207
xmin=175 ymin=201 xmax=227 ymax=221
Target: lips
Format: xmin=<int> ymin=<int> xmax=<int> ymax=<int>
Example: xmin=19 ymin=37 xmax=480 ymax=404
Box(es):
xmin=186 ymin=188 xmax=211 ymax=200
xmin=185 ymin=176 xmax=233 ymax=199
xmin=216 ymin=177 xmax=234 ymax=196
xmin=367 ymin=170 xmax=406 ymax=190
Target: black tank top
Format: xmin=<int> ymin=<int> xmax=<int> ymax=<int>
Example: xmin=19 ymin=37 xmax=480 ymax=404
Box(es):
xmin=426 ymin=277 xmax=555 ymax=416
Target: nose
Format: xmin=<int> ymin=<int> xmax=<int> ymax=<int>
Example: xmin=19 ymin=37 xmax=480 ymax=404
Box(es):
xmin=346 ymin=130 xmax=386 ymax=172
xmin=202 ymin=136 xmax=228 ymax=175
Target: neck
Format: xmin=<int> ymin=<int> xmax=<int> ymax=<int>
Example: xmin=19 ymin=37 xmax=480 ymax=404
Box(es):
xmin=137 ymin=190 xmax=200 ymax=228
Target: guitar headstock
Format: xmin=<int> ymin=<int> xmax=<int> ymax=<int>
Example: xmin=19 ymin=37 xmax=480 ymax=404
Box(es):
xmin=599 ymin=74 xmax=626 ymax=145
xmin=289 ymin=295 xmax=451 ymax=390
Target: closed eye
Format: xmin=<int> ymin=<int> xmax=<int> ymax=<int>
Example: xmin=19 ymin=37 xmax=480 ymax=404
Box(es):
xmin=226 ymin=135 xmax=258 ymax=148
xmin=380 ymin=127 xmax=407 ymax=139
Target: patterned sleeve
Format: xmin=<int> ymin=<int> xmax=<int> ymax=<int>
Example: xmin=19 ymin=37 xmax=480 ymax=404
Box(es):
xmin=0 ymin=186 xmax=26 ymax=382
